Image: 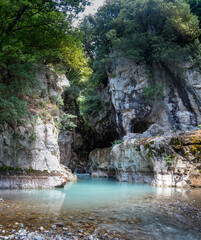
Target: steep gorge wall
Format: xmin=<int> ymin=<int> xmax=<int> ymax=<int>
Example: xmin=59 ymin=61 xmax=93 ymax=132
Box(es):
xmin=90 ymin=130 xmax=201 ymax=187
xmin=0 ymin=67 xmax=76 ymax=188
xmin=108 ymin=59 xmax=201 ymax=136
xmin=89 ymin=59 xmax=201 ymax=187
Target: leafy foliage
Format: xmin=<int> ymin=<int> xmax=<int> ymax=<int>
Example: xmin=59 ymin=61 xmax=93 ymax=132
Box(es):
xmin=0 ymin=85 xmax=28 ymax=125
xmin=87 ymin=0 xmax=200 ymax=63
xmin=81 ymin=0 xmax=201 ymax=88
xmin=186 ymin=0 xmax=201 ymax=25
xmin=78 ymin=94 xmax=103 ymax=121
xmin=111 ymin=139 xmax=123 ymax=148
xmin=143 ymin=84 xmax=164 ymax=103
xmin=164 ymin=155 xmax=174 ymax=165
xmin=59 ymin=113 xmax=77 ymax=131
xmin=0 ymin=0 xmax=90 ymax=125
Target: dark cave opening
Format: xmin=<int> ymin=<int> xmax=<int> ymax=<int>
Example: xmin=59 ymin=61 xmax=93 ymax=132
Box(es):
xmin=131 ymin=121 xmax=151 ymax=134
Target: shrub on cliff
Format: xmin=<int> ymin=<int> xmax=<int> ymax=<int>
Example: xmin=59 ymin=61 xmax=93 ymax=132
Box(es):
xmin=81 ymin=0 xmax=201 ymax=85
xmin=185 ymin=0 xmax=201 ymax=26
xmin=0 ymin=0 xmax=90 ymax=126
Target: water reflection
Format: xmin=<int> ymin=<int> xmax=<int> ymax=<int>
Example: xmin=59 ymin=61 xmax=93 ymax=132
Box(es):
xmin=0 ymin=175 xmax=199 ymax=211
xmin=0 ymin=175 xmax=157 ymax=210
xmin=0 ymin=175 xmax=200 ymax=240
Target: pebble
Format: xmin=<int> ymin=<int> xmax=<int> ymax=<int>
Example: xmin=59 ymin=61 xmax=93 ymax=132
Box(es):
xmin=8 ymin=235 xmax=15 ymax=239
xmin=51 ymin=225 xmax=56 ymax=230
xmin=18 ymin=229 xmax=27 ymax=236
xmin=19 ymin=223 xmax=24 ymax=228
xmin=56 ymin=223 xmax=63 ymax=227
xmin=33 ymin=236 xmax=44 ymax=240
xmin=55 ymin=235 xmax=62 ymax=240
xmin=88 ymin=235 xmax=94 ymax=240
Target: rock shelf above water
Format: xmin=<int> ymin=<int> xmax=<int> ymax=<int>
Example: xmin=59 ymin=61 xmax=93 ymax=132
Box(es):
xmin=90 ymin=130 xmax=201 ymax=188
xmin=0 ymin=171 xmax=77 ymax=189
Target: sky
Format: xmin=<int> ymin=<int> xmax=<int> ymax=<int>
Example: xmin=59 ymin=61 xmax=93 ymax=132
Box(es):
xmin=84 ymin=0 xmax=106 ymax=15
xmin=79 ymin=0 xmax=106 ymax=18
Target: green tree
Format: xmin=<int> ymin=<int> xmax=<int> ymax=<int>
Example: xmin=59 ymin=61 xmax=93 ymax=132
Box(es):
xmin=0 ymin=0 xmax=90 ymax=126
xmin=80 ymin=0 xmax=201 ymax=121
xmin=109 ymin=0 xmax=200 ymax=63
xmin=185 ymin=0 xmax=201 ymax=25
xmin=81 ymin=0 xmax=201 ymax=82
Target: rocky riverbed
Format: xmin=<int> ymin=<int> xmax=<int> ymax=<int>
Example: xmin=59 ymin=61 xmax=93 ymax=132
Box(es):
xmin=0 ymin=188 xmax=201 ymax=240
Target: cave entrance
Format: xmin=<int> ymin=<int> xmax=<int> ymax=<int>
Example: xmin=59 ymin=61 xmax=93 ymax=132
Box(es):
xmin=131 ymin=121 xmax=151 ymax=134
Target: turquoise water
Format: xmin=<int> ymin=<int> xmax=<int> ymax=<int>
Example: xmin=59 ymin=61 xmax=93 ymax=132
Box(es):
xmin=0 ymin=174 xmax=201 ymax=239
xmin=0 ymin=174 xmax=157 ymax=209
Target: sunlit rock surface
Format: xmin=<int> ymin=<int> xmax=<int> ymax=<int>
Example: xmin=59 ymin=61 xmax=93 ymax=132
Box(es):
xmin=90 ymin=130 xmax=201 ymax=187
xmin=108 ymin=59 xmax=201 ymax=135
xmin=0 ymin=67 xmax=76 ymax=188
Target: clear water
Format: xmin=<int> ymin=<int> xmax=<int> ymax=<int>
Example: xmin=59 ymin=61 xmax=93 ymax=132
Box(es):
xmin=0 ymin=174 xmax=201 ymax=239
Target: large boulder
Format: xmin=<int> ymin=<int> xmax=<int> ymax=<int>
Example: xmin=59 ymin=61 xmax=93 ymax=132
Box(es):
xmin=89 ymin=131 xmax=201 ymax=188
xmin=89 ymin=147 xmax=113 ymax=177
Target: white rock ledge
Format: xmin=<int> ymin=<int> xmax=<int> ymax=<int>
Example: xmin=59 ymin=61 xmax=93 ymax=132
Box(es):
xmin=0 ymin=174 xmax=68 ymax=189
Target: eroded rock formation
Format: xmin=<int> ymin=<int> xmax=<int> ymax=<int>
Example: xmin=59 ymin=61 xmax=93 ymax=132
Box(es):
xmin=0 ymin=67 xmax=76 ymax=188
xmin=108 ymin=59 xmax=201 ymax=135
xmin=90 ymin=130 xmax=201 ymax=187
xmin=89 ymin=60 xmax=201 ymax=187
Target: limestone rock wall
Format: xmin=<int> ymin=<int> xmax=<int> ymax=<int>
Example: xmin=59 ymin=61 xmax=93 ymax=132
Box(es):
xmin=108 ymin=59 xmax=201 ymax=135
xmin=89 ymin=131 xmax=201 ymax=188
xmin=0 ymin=118 xmax=62 ymax=172
xmin=0 ymin=66 xmax=76 ymax=188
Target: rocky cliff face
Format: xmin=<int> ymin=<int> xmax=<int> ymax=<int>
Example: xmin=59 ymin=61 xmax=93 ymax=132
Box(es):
xmin=108 ymin=59 xmax=201 ymax=136
xmin=60 ymin=84 xmax=119 ymax=173
xmin=0 ymin=67 xmax=76 ymax=188
xmin=90 ymin=130 xmax=201 ymax=187
xmin=89 ymin=59 xmax=201 ymax=187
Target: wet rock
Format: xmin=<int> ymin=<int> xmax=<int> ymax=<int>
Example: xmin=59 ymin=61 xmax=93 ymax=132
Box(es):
xmin=51 ymin=225 xmax=56 ymax=230
xmin=19 ymin=223 xmax=24 ymax=228
xmin=33 ymin=235 xmax=44 ymax=240
xmin=56 ymin=223 xmax=63 ymax=227
xmin=91 ymin=170 xmax=109 ymax=178
xmin=55 ymin=235 xmax=62 ymax=240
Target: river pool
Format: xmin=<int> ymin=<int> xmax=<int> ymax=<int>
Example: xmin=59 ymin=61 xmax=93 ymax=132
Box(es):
xmin=0 ymin=174 xmax=200 ymax=239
